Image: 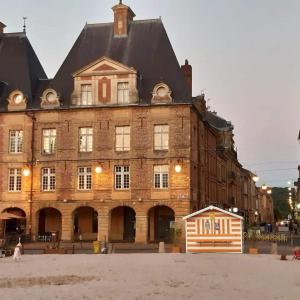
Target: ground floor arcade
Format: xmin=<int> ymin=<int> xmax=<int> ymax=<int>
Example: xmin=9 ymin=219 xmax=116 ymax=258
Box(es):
xmin=0 ymin=201 xmax=187 ymax=243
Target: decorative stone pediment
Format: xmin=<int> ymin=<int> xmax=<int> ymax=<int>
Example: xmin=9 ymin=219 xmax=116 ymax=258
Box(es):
xmin=40 ymin=89 xmax=60 ymax=109
xmin=7 ymin=90 xmax=27 ymax=111
xmin=73 ymin=56 xmax=137 ymax=77
xmin=151 ymin=82 xmax=172 ymax=104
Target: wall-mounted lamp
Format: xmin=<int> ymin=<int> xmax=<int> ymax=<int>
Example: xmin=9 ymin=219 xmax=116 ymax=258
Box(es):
xmin=267 ymin=189 xmax=272 ymax=195
xmin=23 ymin=167 xmax=30 ymax=177
xmin=252 ymin=175 xmax=259 ymax=182
xmin=254 ymin=211 xmax=258 ymax=216
xmin=174 ymin=164 xmax=182 ymax=173
xmin=261 ymin=184 xmax=268 ymax=190
xmin=95 ymin=166 xmax=103 ymax=174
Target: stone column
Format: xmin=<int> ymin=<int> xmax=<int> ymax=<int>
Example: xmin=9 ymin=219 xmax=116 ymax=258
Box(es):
xmin=98 ymin=213 xmax=109 ymax=242
xmin=61 ymin=213 xmax=73 ymax=241
xmin=135 ymin=215 xmax=148 ymax=243
xmin=31 ymin=213 xmax=38 ymax=241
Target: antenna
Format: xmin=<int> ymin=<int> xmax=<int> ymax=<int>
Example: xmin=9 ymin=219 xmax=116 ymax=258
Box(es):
xmin=23 ymin=17 xmax=27 ymax=33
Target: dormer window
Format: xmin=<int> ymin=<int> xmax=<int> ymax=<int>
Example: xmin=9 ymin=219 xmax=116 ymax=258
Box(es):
xmin=151 ymin=83 xmax=172 ymax=104
xmin=7 ymin=90 xmax=27 ymax=111
xmin=80 ymin=84 xmax=92 ymax=105
xmin=41 ymin=89 xmax=60 ymax=109
xmin=117 ymin=82 xmax=129 ymax=104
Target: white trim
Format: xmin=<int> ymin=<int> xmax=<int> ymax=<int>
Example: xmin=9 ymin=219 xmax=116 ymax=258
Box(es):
xmin=182 ymin=205 xmax=244 ymax=220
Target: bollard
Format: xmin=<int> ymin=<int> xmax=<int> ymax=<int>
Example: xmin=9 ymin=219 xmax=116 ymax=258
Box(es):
xmin=270 ymin=242 xmax=278 ymax=255
xmin=158 ymin=242 xmax=165 ymax=253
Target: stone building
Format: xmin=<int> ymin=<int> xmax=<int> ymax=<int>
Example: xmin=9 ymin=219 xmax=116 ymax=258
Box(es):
xmin=0 ymin=2 xmax=260 ymax=243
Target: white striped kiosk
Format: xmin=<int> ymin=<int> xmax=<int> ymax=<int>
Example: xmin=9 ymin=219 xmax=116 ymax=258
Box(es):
xmin=183 ymin=205 xmax=244 ymax=253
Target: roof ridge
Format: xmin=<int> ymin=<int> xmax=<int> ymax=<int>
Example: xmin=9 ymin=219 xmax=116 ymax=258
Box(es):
xmin=86 ymin=18 xmax=161 ymax=27
xmin=2 ymin=32 xmax=26 ymax=38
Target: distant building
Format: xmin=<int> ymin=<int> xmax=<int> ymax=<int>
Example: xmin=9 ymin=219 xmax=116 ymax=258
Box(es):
xmin=0 ymin=1 xmax=262 ymax=243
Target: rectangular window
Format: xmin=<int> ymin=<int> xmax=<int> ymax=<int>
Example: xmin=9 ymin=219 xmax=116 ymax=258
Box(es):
xmin=42 ymin=129 xmax=56 ymax=154
xmin=8 ymin=168 xmax=22 ymax=192
xmin=41 ymin=168 xmax=56 ymax=191
xmin=115 ymin=166 xmax=130 ymax=190
xmin=80 ymin=84 xmax=92 ymax=105
xmin=115 ymin=126 xmax=130 ymax=151
xmin=117 ymin=82 xmax=129 ymax=104
xmin=9 ymin=130 xmax=23 ymax=153
xmin=154 ymin=165 xmax=169 ymax=189
xmin=79 ymin=127 xmax=93 ymax=152
xmin=154 ymin=125 xmax=169 ymax=150
xmin=78 ymin=167 xmax=92 ymax=190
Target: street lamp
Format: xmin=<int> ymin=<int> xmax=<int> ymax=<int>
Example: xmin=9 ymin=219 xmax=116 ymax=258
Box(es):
xmin=95 ymin=166 xmax=103 ymax=174
xmin=261 ymin=184 xmax=268 ymax=190
xmin=174 ymin=164 xmax=182 ymax=173
xmin=22 ymin=167 xmax=30 ymax=177
xmin=252 ymin=175 xmax=259 ymax=183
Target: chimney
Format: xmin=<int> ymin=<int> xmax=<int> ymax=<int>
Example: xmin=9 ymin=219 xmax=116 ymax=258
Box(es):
xmin=181 ymin=59 xmax=192 ymax=96
xmin=112 ymin=1 xmax=135 ymax=36
xmin=0 ymin=22 xmax=6 ymax=34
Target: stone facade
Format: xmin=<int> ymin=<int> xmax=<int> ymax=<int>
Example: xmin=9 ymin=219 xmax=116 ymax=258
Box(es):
xmin=0 ymin=1 xmax=265 ymax=243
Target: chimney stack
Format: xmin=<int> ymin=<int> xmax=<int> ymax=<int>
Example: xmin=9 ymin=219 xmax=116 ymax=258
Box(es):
xmin=181 ymin=59 xmax=192 ymax=96
xmin=112 ymin=1 xmax=135 ymax=36
xmin=0 ymin=22 xmax=6 ymax=34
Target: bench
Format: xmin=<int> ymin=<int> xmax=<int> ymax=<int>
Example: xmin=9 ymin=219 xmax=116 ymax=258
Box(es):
xmin=197 ymin=240 xmax=233 ymax=247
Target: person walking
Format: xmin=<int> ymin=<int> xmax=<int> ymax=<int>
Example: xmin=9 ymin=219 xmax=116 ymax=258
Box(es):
xmin=12 ymin=242 xmax=22 ymax=261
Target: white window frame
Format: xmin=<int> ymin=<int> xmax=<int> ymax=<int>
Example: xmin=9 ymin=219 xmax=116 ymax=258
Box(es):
xmin=79 ymin=127 xmax=93 ymax=152
xmin=154 ymin=125 xmax=169 ymax=150
xmin=78 ymin=167 xmax=92 ymax=190
xmin=41 ymin=168 xmax=56 ymax=191
xmin=80 ymin=84 xmax=92 ymax=105
xmin=42 ymin=129 xmax=56 ymax=154
xmin=9 ymin=130 xmax=23 ymax=153
xmin=8 ymin=168 xmax=22 ymax=192
xmin=115 ymin=126 xmax=130 ymax=151
xmin=115 ymin=166 xmax=130 ymax=190
xmin=117 ymin=82 xmax=129 ymax=104
xmin=154 ymin=165 xmax=169 ymax=189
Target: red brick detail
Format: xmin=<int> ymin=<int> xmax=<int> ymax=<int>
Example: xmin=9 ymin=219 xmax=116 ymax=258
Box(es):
xmin=93 ymin=64 xmax=116 ymax=72
xmin=80 ymin=76 xmax=92 ymax=80
xmin=98 ymin=77 xmax=111 ymax=103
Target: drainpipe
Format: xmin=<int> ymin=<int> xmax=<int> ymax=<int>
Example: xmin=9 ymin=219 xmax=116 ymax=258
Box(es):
xmin=25 ymin=112 xmax=36 ymax=238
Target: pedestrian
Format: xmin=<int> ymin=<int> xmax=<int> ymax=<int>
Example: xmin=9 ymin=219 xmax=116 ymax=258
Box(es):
xmin=13 ymin=242 xmax=22 ymax=262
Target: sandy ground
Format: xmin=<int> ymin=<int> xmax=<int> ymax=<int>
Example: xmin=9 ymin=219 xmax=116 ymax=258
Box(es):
xmin=0 ymin=253 xmax=299 ymax=300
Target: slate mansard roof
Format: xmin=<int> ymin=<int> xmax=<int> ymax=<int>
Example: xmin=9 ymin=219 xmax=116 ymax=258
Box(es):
xmin=50 ymin=19 xmax=191 ymax=106
xmin=0 ymin=32 xmax=47 ymax=111
xmin=0 ymin=18 xmax=191 ymax=112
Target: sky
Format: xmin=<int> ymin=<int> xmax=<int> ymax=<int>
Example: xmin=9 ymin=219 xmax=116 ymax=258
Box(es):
xmin=1 ymin=0 xmax=299 ymax=187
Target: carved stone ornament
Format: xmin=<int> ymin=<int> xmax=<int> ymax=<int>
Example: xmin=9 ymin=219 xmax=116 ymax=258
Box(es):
xmin=7 ymin=90 xmax=27 ymax=111
xmin=41 ymin=89 xmax=60 ymax=108
xmin=151 ymin=82 xmax=172 ymax=103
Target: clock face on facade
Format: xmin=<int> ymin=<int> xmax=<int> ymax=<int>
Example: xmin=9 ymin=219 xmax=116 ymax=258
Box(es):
xmin=13 ymin=94 xmax=23 ymax=104
xmin=46 ymin=92 xmax=56 ymax=103
xmin=157 ymin=87 xmax=167 ymax=98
